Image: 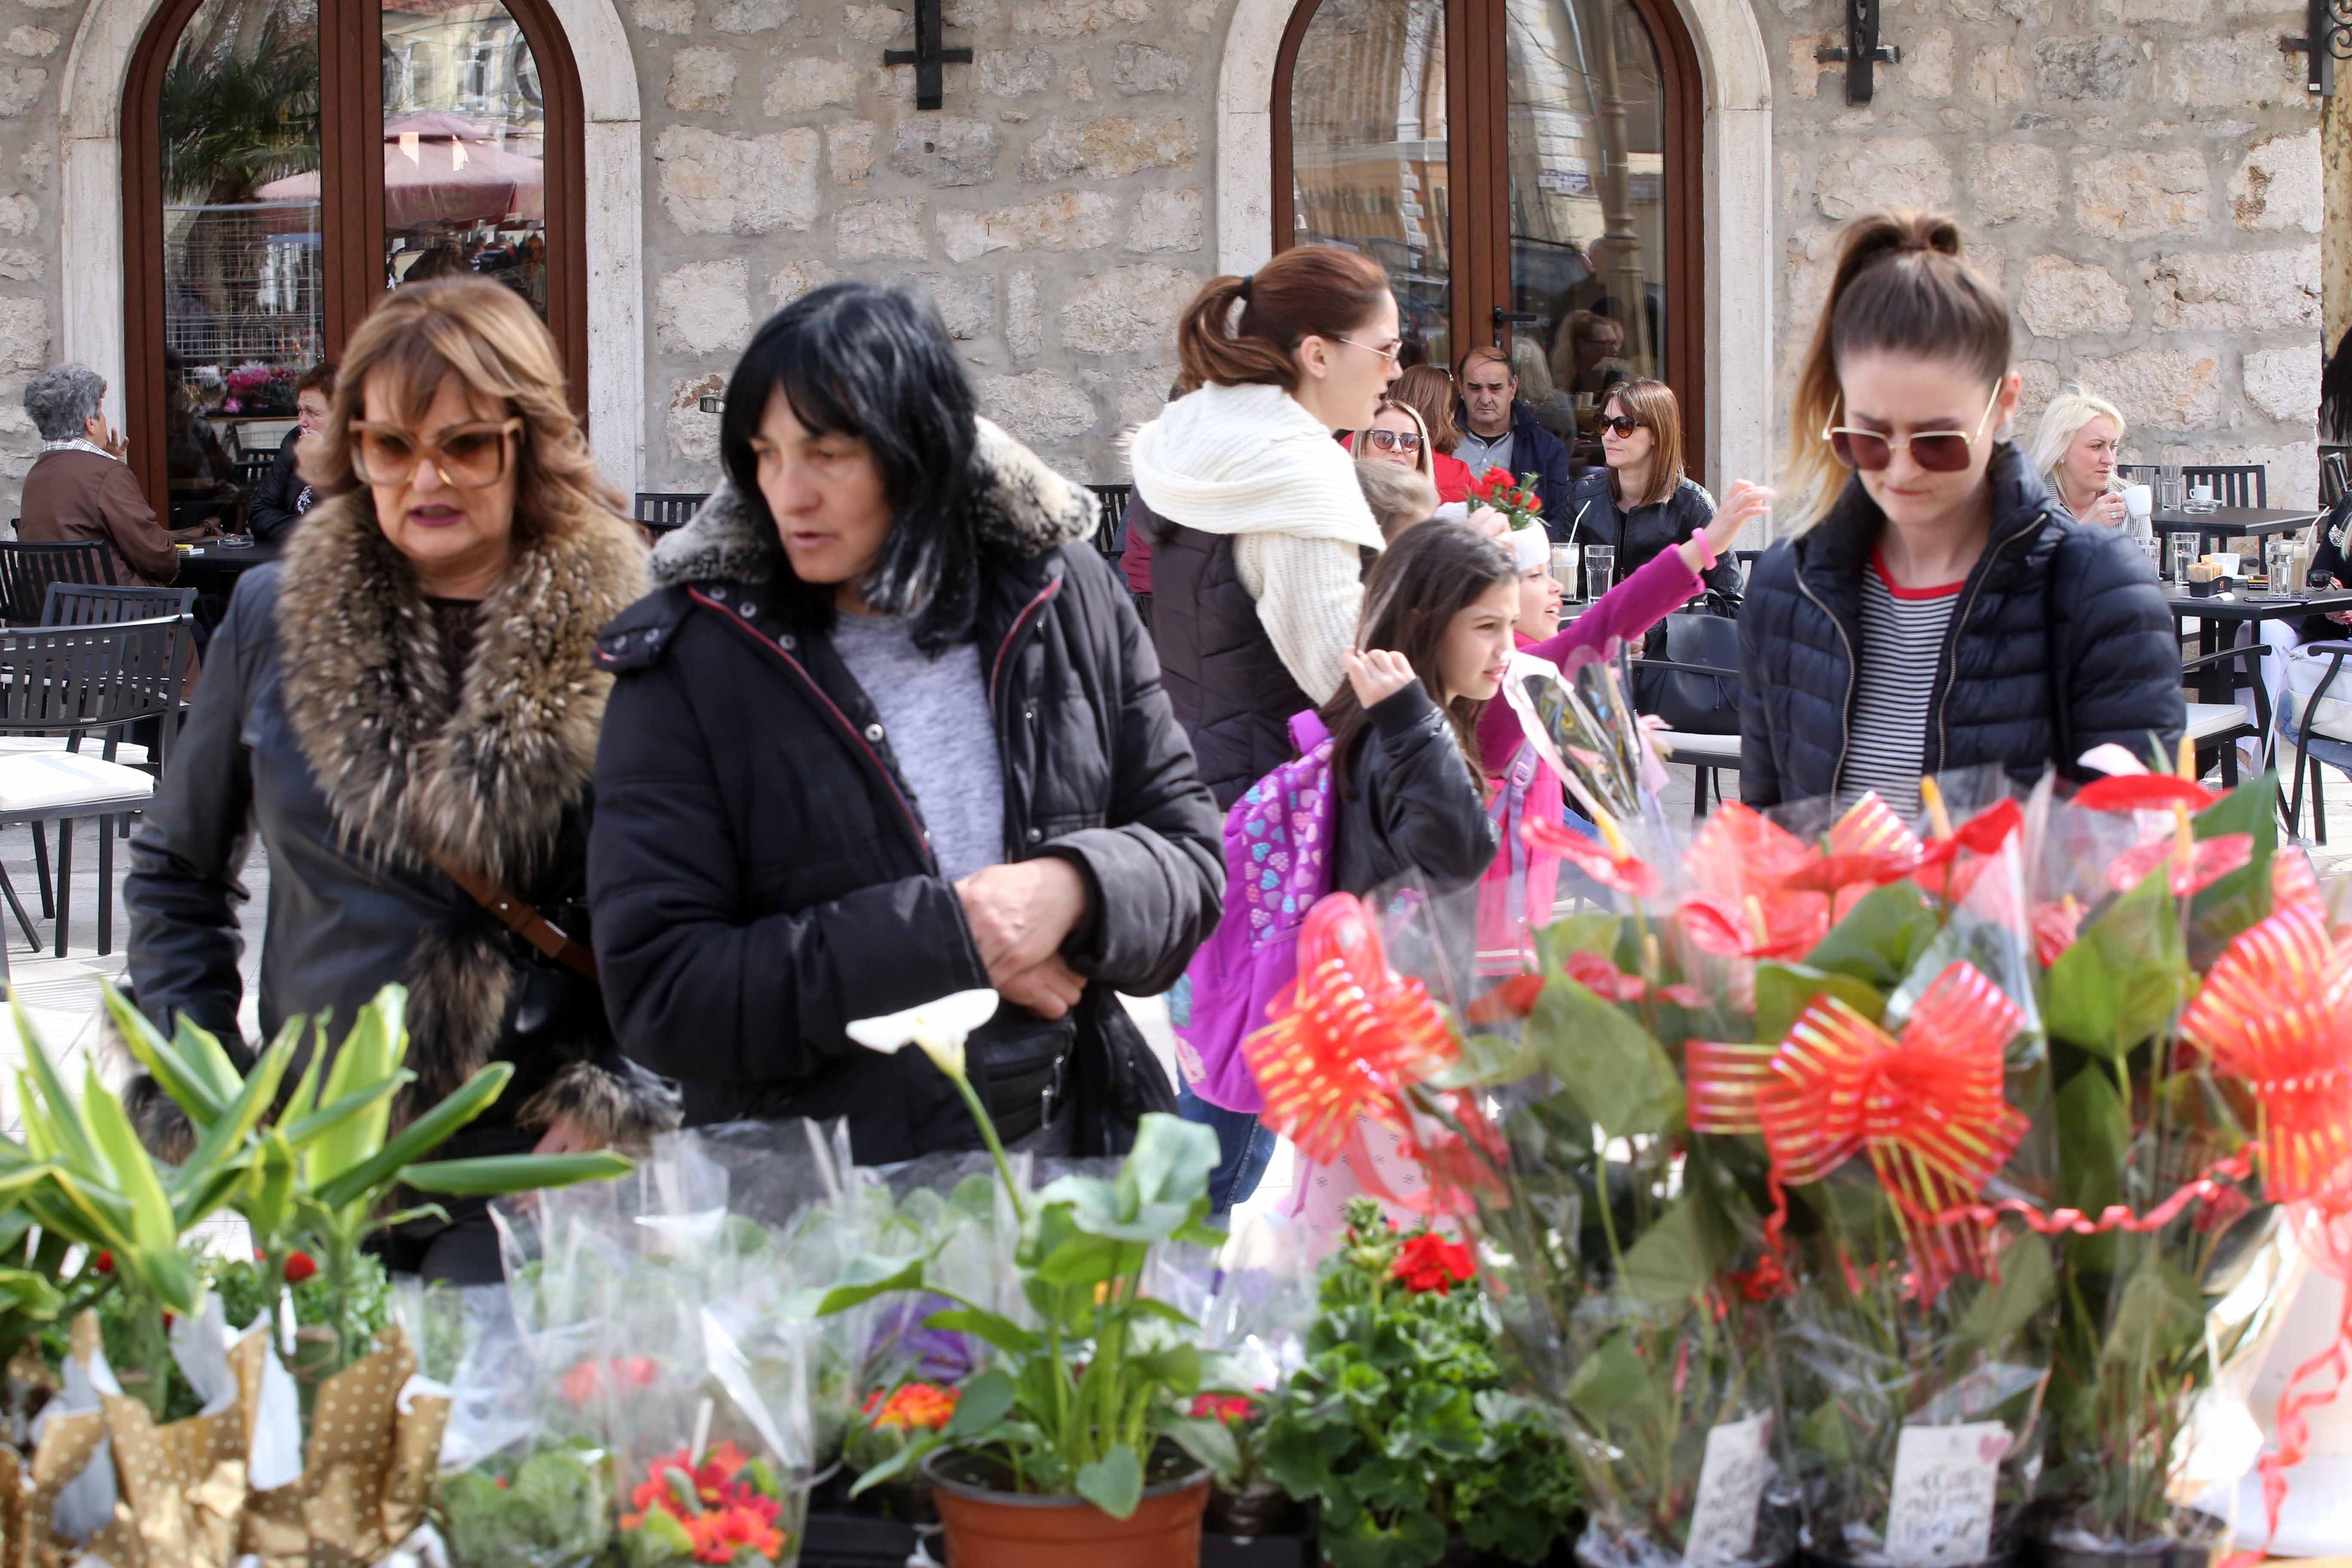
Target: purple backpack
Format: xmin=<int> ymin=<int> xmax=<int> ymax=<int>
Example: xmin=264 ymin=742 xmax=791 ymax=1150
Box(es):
xmin=1169 ymin=710 xmax=1336 ymax=1114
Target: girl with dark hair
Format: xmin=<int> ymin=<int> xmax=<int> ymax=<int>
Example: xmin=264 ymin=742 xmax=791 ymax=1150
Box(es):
xmin=587 ymin=282 xmax=1222 ymax=1161
xmin=1741 ymin=211 xmax=2182 ymax=813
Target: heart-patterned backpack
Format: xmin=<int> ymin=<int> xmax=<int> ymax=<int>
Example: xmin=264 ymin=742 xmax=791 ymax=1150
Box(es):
xmin=1167 ymin=709 xmax=1336 ymax=1115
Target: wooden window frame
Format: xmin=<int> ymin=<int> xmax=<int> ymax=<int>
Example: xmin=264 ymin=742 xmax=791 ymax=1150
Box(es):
xmin=1272 ymin=0 xmax=1706 ymax=475
xmin=120 ymin=0 xmax=587 ymax=524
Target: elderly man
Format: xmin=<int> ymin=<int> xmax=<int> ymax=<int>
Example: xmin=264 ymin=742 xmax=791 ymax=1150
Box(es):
xmin=1452 ymin=344 xmax=1577 ymax=533
xmin=18 ymin=364 xmax=179 ymax=587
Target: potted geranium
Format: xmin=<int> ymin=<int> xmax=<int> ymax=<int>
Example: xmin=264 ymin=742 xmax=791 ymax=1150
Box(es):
xmin=817 ymin=990 xmax=1232 ymax=1568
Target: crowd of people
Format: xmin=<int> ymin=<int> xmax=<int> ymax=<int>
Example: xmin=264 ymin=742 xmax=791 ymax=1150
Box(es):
xmin=48 ymin=202 xmax=2205 ymax=1277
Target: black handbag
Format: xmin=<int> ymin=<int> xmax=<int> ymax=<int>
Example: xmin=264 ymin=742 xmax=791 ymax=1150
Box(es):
xmin=1069 ymin=989 xmax=1177 ymax=1157
xmin=1633 ymin=608 xmax=1744 ymax=735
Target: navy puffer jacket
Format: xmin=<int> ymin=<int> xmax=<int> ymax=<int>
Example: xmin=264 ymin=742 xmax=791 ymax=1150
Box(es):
xmin=1739 ymin=443 xmax=2184 ymax=807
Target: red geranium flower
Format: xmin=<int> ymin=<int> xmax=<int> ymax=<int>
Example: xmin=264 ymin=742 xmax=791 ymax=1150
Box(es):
xmin=281 ymin=1251 xmax=317 ymax=1284
xmin=1391 ymin=1232 xmax=1476 ymax=1294
xmin=1189 ymin=1393 xmax=1257 ymax=1424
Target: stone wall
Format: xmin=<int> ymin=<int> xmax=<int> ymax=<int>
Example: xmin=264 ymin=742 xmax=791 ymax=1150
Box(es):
xmin=1761 ymin=0 xmax=2327 ymax=505
xmin=0 ymin=4 xmax=64 ymax=506
xmin=639 ymin=0 xmax=1238 ymax=489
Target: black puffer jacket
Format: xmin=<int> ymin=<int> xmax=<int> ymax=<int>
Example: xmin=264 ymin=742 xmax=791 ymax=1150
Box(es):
xmin=1740 ymin=445 xmax=2184 ymax=807
xmin=1565 ymin=469 xmax=1742 ymax=611
xmin=1332 ymin=682 xmax=1499 ymax=901
xmin=1136 ymin=514 xmax=1319 ymax=808
xmin=244 ymin=429 xmax=315 ymax=545
xmin=588 ymin=423 xmax=1222 ymax=1163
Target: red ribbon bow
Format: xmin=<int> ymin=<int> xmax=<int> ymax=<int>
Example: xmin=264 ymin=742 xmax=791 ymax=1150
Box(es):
xmin=1690 ymin=961 xmax=2029 ymax=1300
xmin=1244 ymin=893 xmax=1459 ymax=1167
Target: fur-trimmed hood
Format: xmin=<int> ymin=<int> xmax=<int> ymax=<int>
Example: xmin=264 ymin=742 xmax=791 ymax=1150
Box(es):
xmin=648 ymin=417 xmax=1095 ymax=591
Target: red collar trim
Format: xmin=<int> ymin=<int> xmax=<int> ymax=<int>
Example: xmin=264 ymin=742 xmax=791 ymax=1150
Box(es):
xmin=1871 ymin=547 xmax=1966 ymax=601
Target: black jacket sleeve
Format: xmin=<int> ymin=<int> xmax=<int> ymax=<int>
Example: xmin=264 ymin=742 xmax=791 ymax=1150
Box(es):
xmin=2052 ymin=529 xmax=2186 ymax=776
xmin=588 ymin=652 xmax=995 ymax=1087
xmin=1365 ymin=682 xmax=1499 ymax=896
xmin=1036 ymin=578 xmax=1223 ymax=996
xmin=1524 ymin=418 xmax=1580 ymax=540
xmin=246 ymin=433 xmax=305 ymax=545
xmin=125 ymin=570 xmax=266 ymax=1042
xmin=1738 ymin=565 xmax=1783 ymax=808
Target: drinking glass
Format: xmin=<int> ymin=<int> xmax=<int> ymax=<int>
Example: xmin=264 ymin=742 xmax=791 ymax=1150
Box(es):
xmin=2168 ymin=534 xmax=2196 ymax=584
xmin=2267 ymin=538 xmax=2296 ymax=591
xmin=2139 ymin=535 xmax=2162 ymax=573
xmin=1583 ymin=545 xmax=1616 ymax=600
xmin=1551 ymin=544 xmax=1581 ymax=601
xmin=2157 ymin=465 xmax=2185 ymax=513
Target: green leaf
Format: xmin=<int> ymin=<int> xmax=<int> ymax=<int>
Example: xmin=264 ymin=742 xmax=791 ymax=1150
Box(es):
xmin=845 ymin=1431 xmax=941 ymax=1496
xmin=99 ymin=983 xmax=230 ymax=1127
xmin=1118 ymin=1113 xmax=1219 ymax=1213
xmin=1562 ymin=1330 xmax=1652 ymax=1426
xmin=81 ymin=1066 xmax=178 ymax=1257
xmin=1074 ymin=1445 xmax=1144 ymax=1520
xmin=172 ymin=1025 xmax=296 ymax=1199
xmin=2100 ymin=1251 xmax=2204 ymax=1373
xmin=1529 ymin=978 xmax=1682 ymax=1136
xmin=312 ymin=988 xmax=407 ymax=1188
xmin=396 ymin=1150 xmax=631 ymax=1198
xmin=1956 ymin=1232 xmax=2056 ymax=1352
xmin=942 ymin=1367 xmax=1017 ymax=1441
xmin=2054 ymin=1068 xmax=2130 ymax=1276
xmin=814 ymin=1255 xmax=927 ymax=1316
xmin=1806 ymin=881 xmax=1939 ymax=990
xmin=241 ymin=1132 xmax=298 ymax=1246
xmin=278 ymin=1076 xmax=407 ymax=1150
xmin=2045 ymin=871 xmax=2189 ymax=1059
xmin=922 ymin=1308 xmax=1043 ymax=1358
xmin=13 ymin=1009 xmax=103 ymax=1177
xmin=313 ymin=1061 xmax=515 ymax=1210
xmin=2189 ymin=775 xmax=2278 ymax=952
xmin=1754 ymin=961 xmax=1887 ymax=1047
xmin=1618 ymin=1195 xmax=1726 ymax=1309
xmin=1165 ymin=1415 xmax=1242 ymax=1485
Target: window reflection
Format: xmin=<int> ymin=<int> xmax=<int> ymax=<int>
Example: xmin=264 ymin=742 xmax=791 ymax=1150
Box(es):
xmin=1289 ymin=0 xmax=1450 ymax=371
xmin=159 ymin=0 xmax=322 ymax=529
xmin=379 ymin=0 xmax=548 ymax=319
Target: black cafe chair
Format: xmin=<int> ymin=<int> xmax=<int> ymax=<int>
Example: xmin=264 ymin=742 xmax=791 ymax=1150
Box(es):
xmin=0 ymin=540 xmax=115 ymax=626
xmin=2118 ymin=463 xmax=2268 ymax=509
xmin=633 ymin=492 xmax=709 ymax=535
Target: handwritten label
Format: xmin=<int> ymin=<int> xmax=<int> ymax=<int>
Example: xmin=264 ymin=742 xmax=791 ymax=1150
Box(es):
xmin=1884 ymin=1420 xmax=2007 ymax=1568
xmin=1683 ymin=1412 xmax=1772 ymax=1568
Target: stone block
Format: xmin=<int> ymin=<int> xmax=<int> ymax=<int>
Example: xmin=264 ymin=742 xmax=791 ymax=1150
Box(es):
xmin=657 ymin=259 xmax=752 ymax=356
xmin=769 ymin=260 xmax=837 ymax=307
xmin=669 ymin=375 xmax=727 ymax=464
xmin=2019 ymin=255 xmax=2132 ymax=339
xmin=889 ymin=118 xmax=999 ymax=186
xmin=2160 ymin=30 xmax=2307 ymax=108
xmin=1967 ymin=43 xmax=2027 ymax=105
xmin=2147 ymin=247 xmax=2319 ymax=331
xmin=1787 ymin=34 xmax=1830 ymax=102
xmin=2078 ymin=345 xmax=2222 ymax=432
xmin=0 ymin=197 xmax=36 ymax=236
xmin=2225 ymin=442 xmax=2320 ymax=508
xmin=0 ymin=248 xmax=42 ymax=282
xmin=3 ymin=29 xmax=58 ymax=57
xmin=1126 ymin=187 xmax=1202 ymax=252
xmin=0 ymin=296 xmax=42 ymax=371
xmin=2230 ymin=129 xmax=2322 ymax=234
xmin=835 ymin=198 xmax=929 ymax=260
xmin=843 ymin=3 xmax=909 ymax=37
xmin=980 ymin=371 xmax=1096 ymax=445
xmin=2071 ymin=148 xmax=2207 ymax=239
xmin=1112 ymin=42 xmax=1191 ymax=95
xmin=1063 ymin=264 xmax=1199 ymax=354
xmin=1813 ymin=138 xmax=1952 ymax=221
xmin=938 ymin=190 xmax=1118 ymax=262
xmin=2031 ymin=37 xmax=2135 ymax=102
xmin=1022 ymin=116 xmax=1196 ymax=181
xmin=657 ymin=127 xmax=822 ymax=234
xmin=0 ymin=69 xmax=45 ymax=118
xmin=1900 ymin=29 xmax=1953 ymax=100
xmin=767 ymin=58 xmax=861 ymax=113
xmin=979 ymin=49 xmax=1052 ymax=96
xmin=894 ymin=273 xmax=996 ymax=339
xmin=828 ymin=122 xmax=875 ymax=186
xmin=1970 ymin=143 xmax=2062 ymax=227
xmin=713 ymin=0 xmax=794 ymax=31
xmin=2245 ymin=345 xmax=2321 ymax=424
xmin=666 ymin=47 xmax=737 ymax=111
xmin=2016 ymin=360 xmax=2061 ymax=420
xmin=1013 ymin=0 xmax=1152 ymax=36
xmin=1008 ymin=271 xmax=1042 ymax=357
xmin=633 ymin=0 xmax=695 ymax=33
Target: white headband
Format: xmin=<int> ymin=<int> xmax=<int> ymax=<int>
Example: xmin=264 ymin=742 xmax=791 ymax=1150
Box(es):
xmin=1509 ymin=525 xmax=1548 ymax=574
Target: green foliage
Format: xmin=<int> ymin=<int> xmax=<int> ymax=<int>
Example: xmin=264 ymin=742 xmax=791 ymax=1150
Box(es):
xmin=2043 ymin=874 xmax=2190 ymax=1061
xmin=1257 ymin=1202 xmax=1580 ymax=1568
xmin=436 ymin=1439 xmax=615 ymax=1568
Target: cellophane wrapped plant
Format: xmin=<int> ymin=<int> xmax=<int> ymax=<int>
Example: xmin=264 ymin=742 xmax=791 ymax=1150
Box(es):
xmin=1256 ymin=1198 xmax=1580 ymax=1568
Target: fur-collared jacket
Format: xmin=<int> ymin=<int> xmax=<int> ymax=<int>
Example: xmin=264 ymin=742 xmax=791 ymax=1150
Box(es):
xmin=123 ymin=491 xmax=681 ymax=1159
xmin=587 ymin=421 xmax=1222 ymax=1163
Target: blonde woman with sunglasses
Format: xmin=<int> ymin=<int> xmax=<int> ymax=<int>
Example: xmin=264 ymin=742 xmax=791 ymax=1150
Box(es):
xmin=124 ymin=279 xmax=678 ymax=1282
xmin=1351 ymin=398 xmax=1471 ymax=523
xmin=1739 ymin=211 xmax=2181 ymax=813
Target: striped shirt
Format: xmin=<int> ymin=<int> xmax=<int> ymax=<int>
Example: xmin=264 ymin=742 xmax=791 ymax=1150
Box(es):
xmin=1838 ymin=550 xmax=1962 ymax=814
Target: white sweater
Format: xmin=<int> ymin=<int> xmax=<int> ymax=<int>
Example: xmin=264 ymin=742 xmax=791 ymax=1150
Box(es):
xmin=1128 ymin=382 xmax=1384 ymax=704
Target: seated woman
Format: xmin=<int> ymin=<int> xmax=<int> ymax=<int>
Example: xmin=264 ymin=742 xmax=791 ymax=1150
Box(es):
xmin=1349 ymin=398 xmax=1466 ymax=525
xmin=18 ymin=363 xmax=180 ymax=587
xmin=247 ymin=362 xmax=337 ymax=543
xmin=1389 ymin=363 xmax=1476 ymax=503
xmin=1564 ymin=377 xmax=1744 ymax=616
xmin=2028 ymin=386 xmax=2130 ymax=529
xmin=589 ymin=282 xmax=1221 ymax=1161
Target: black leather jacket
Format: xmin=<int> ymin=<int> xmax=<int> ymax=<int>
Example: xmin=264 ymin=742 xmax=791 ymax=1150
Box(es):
xmin=245 ymin=431 xmax=314 ymax=545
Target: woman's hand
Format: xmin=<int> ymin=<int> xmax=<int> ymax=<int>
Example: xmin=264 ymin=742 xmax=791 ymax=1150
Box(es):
xmin=532 ymin=1115 xmax=604 ymax=1155
xmin=2083 ymin=492 xmax=2129 ymax=528
xmin=957 ymin=857 xmax=1089 ymax=989
xmin=998 ymin=954 xmax=1087 ymax=1020
xmin=1344 ymin=646 xmax=1417 ymax=709
xmin=1686 ymin=480 xmax=1774 ymax=570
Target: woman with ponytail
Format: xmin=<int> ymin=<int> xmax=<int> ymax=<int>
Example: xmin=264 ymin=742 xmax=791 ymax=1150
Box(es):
xmin=1740 ymin=211 xmax=2182 ymax=812
xmin=1128 ymin=248 xmax=1400 ymax=808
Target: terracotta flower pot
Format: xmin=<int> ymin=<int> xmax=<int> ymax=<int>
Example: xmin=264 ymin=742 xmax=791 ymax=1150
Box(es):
xmin=921 ymin=1447 xmax=1210 ymax=1568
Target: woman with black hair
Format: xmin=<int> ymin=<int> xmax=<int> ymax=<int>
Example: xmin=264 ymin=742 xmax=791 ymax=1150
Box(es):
xmin=587 ymin=282 xmax=1223 ymax=1160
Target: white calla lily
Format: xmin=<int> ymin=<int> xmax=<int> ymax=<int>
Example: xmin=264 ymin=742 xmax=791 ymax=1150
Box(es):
xmin=845 ymin=988 xmax=1001 ymax=1081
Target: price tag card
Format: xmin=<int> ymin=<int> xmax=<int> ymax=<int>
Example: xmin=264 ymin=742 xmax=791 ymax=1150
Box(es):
xmin=1683 ymin=1412 xmax=1771 ymax=1568
xmin=1884 ymin=1420 xmax=2008 ymax=1568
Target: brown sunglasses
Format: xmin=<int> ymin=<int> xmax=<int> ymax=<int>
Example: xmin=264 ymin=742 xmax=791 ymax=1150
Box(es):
xmin=1823 ymin=385 xmax=2002 ymax=473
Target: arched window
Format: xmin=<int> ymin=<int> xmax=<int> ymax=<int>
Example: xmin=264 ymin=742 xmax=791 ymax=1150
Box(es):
xmin=121 ymin=0 xmax=586 ymax=529
xmin=1275 ymin=0 xmax=1705 ymax=472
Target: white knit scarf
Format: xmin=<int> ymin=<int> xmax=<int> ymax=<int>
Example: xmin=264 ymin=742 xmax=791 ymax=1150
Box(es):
xmin=1127 ymin=382 xmax=1384 ymax=550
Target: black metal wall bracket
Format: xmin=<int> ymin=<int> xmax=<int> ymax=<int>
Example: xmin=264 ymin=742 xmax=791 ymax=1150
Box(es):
xmin=884 ymin=0 xmax=973 ymax=110
xmin=1816 ymin=0 xmax=1900 ymax=105
xmin=2285 ymin=0 xmax=2352 ymax=96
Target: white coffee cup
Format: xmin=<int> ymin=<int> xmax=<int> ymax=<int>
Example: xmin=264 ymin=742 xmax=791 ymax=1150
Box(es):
xmin=2123 ymin=483 xmax=2152 ymax=521
xmin=2211 ymin=551 xmax=2242 ymax=576
xmin=2192 ymin=483 xmax=2217 ymax=505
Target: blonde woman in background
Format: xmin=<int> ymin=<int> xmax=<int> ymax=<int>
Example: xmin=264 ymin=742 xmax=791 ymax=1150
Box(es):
xmin=1351 ymin=398 xmax=1468 ymax=524
xmin=2029 ymin=386 xmax=2130 ymax=527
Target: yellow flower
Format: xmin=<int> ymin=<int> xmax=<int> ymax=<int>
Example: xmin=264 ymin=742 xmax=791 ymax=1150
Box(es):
xmin=845 ymin=989 xmax=1001 ymax=1080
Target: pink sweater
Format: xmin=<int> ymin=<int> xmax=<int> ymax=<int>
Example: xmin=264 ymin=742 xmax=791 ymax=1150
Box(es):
xmin=1476 ymin=545 xmax=1705 ymax=773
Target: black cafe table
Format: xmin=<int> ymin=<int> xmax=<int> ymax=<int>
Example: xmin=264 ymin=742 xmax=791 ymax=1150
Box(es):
xmin=2149 ymin=506 xmax=2318 ymax=549
xmin=2168 ymin=584 xmax=2352 ymax=703
xmin=175 ymin=538 xmax=283 ymax=630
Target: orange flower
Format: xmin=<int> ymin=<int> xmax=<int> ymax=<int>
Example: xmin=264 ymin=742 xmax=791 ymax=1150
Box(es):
xmin=869 ymin=1382 xmax=959 ymax=1433
xmin=685 ymin=1501 xmax=787 ymax=1564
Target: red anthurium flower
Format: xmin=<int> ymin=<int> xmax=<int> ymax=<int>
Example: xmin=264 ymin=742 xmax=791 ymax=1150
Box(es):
xmin=1562 ymin=949 xmax=1648 ymax=1001
xmin=1390 ymin=1232 xmax=1477 ymax=1294
xmin=1678 ymin=803 xmax=1831 ymax=960
xmin=1523 ymin=816 xmax=1660 ymax=897
xmin=1465 ymin=972 xmax=1544 ymax=1023
xmin=2032 ymin=895 xmax=2084 ymax=967
xmin=2074 ymin=774 xmax=2219 ymax=814
xmin=2108 ymin=831 xmax=2252 ymax=898
xmin=2273 ymin=848 xmax=2329 ymax=924
xmin=1776 ymin=851 xmax=1922 ymax=895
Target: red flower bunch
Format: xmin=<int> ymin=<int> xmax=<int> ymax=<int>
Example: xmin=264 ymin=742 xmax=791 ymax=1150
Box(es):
xmin=1391 ymin=1232 xmax=1476 ymax=1295
xmin=1190 ymin=1392 xmax=1258 ymax=1424
xmin=863 ymin=1382 xmax=959 ymax=1432
xmin=557 ymin=1354 xmax=661 ymax=1407
xmin=620 ymin=1441 xmax=789 ymax=1566
xmin=1465 ymin=467 xmax=1545 ymax=530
